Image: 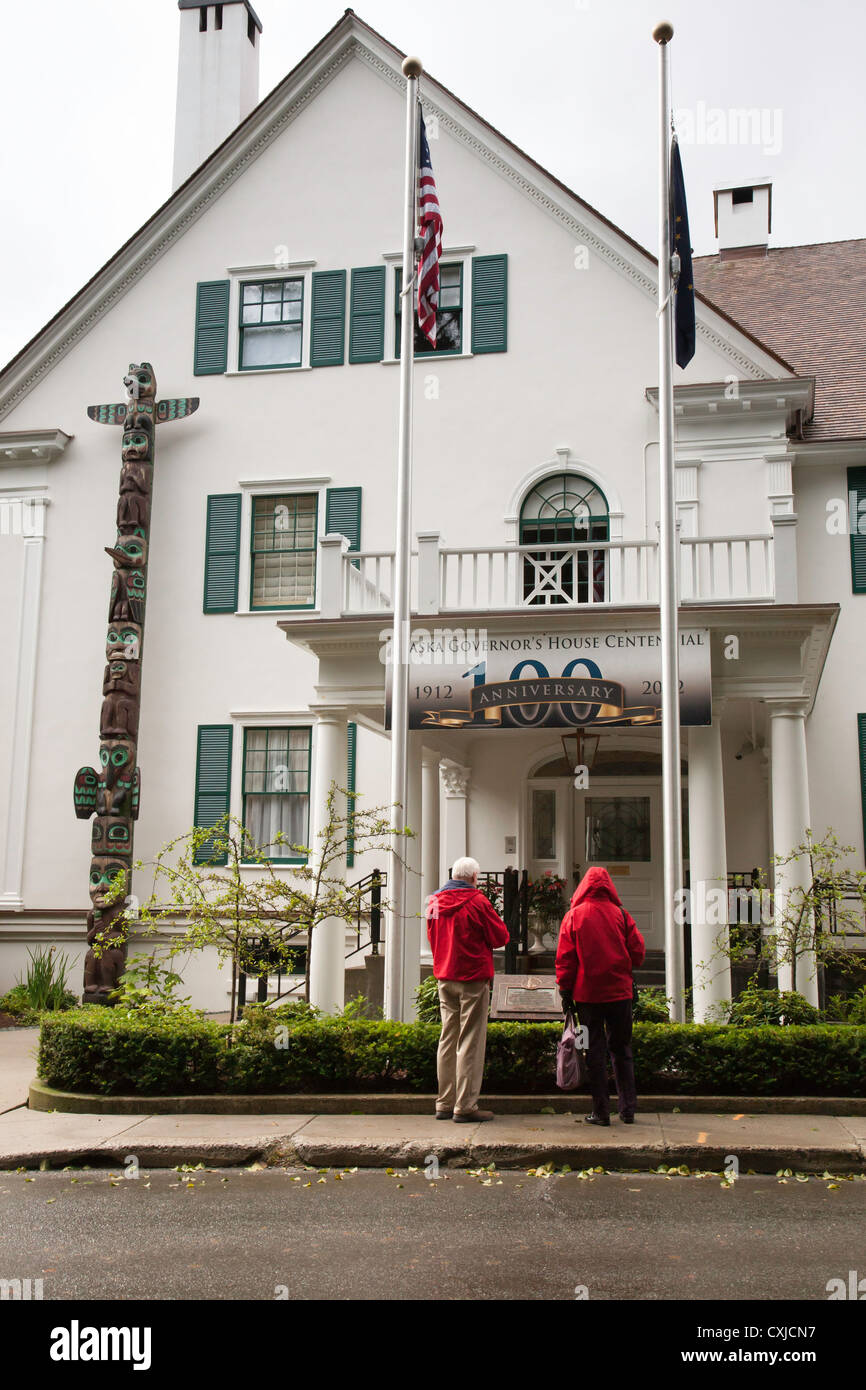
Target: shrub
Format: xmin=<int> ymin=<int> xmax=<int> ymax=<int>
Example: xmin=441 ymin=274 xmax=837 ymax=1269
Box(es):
xmin=726 ymin=985 xmax=822 ymax=1027
xmin=414 ymin=973 xmax=440 ymax=1023
xmin=634 ymin=986 xmax=670 ymax=1022
xmin=37 ymin=1010 xmax=866 ymax=1097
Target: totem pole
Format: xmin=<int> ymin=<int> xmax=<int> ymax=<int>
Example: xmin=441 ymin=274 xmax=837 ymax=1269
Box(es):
xmin=73 ymin=363 xmax=199 ymax=1002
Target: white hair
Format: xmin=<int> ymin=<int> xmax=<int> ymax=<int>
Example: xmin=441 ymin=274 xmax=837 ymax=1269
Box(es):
xmin=451 ymin=856 xmax=480 ymax=883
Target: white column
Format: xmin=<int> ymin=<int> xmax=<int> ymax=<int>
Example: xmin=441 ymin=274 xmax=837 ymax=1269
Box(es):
xmin=687 ymin=701 xmax=731 ymax=1021
xmin=416 ymin=533 xmax=441 ymax=616
xmin=440 ymin=760 xmax=471 ymax=881
xmin=420 ymin=749 xmax=441 ymax=963
xmin=767 ymin=699 xmax=818 ymax=1003
xmin=1 ymin=499 xmax=48 ymax=910
xmin=318 ymin=534 xmax=350 ymax=619
xmin=401 ymin=732 xmax=424 ymax=1020
xmin=308 ymin=707 xmax=348 ymax=1014
xmin=771 ymin=515 xmax=799 ymax=604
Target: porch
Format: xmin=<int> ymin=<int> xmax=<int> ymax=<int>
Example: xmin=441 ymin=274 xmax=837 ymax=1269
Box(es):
xmin=317 ymin=526 xmax=800 ymax=620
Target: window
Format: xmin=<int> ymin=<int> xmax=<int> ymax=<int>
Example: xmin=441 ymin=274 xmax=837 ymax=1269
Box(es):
xmin=243 ymin=728 xmax=311 ymax=861
xmin=732 ymin=187 xmax=754 ymax=205
xmin=532 ymin=788 xmax=557 ymax=860
xmin=215 ymin=3 xmax=223 ymax=28
xmin=199 ymin=6 xmax=208 ymax=31
xmin=585 ymin=797 xmax=651 ymax=862
xmin=239 ymin=278 xmax=303 ymax=370
xmin=519 ymin=473 xmax=609 ymax=605
xmin=395 ymin=262 xmax=462 ymax=356
xmin=250 ymin=494 xmax=317 ymax=609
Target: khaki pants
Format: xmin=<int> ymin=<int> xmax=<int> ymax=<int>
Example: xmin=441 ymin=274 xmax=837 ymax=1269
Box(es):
xmin=436 ymin=978 xmax=490 ymax=1115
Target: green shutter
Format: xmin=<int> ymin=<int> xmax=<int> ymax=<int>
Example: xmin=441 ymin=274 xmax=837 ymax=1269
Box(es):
xmin=194 ymin=280 xmax=230 ymax=375
xmin=203 ymin=494 xmax=242 ymax=614
xmin=325 ymin=487 xmax=362 ymax=552
xmin=193 ymin=724 xmax=233 ymax=864
xmin=349 ymin=266 xmax=386 ymax=363
xmin=310 ymin=270 xmax=346 ymax=367
xmin=849 ymin=467 xmax=866 ymax=594
xmin=346 ymin=722 xmax=357 ymax=868
xmin=471 ymin=254 xmax=508 ymax=354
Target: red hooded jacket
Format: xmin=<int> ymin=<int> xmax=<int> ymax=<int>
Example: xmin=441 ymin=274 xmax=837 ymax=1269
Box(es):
xmin=427 ymin=881 xmax=511 ymax=981
xmin=555 ymin=867 xmax=646 ymax=1003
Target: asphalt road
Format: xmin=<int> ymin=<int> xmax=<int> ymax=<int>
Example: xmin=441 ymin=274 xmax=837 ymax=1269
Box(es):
xmin=2 ymin=1166 xmax=865 ymax=1303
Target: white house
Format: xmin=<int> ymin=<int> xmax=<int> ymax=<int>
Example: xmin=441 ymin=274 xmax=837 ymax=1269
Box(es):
xmin=1 ymin=4 xmax=864 ymax=1019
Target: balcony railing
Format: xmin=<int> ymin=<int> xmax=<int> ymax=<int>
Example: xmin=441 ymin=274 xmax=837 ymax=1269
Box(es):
xmin=320 ymin=531 xmax=776 ymax=618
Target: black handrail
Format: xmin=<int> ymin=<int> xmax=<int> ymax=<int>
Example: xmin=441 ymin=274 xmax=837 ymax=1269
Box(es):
xmin=238 ymin=868 xmax=387 ymax=1010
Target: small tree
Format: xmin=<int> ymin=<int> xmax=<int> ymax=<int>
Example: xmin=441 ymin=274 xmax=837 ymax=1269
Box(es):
xmin=723 ymin=830 xmax=866 ymax=998
xmin=126 ymin=784 xmax=410 ymax=1020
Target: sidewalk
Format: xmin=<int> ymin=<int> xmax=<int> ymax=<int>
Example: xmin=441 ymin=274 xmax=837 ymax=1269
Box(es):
xmin=0 ymin=1027 xmax=39 ymax=1114
xmin=1 ymin=1102 xmax=865 ymax=1173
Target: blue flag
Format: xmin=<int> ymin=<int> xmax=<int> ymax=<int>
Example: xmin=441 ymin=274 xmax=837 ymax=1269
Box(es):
xmin=670 ymin=136 xmax=695 ymax=369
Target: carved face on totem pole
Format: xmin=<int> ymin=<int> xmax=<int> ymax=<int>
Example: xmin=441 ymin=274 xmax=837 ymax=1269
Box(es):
xmin=91 ymin=817 xmax=132 ymax=858
xmin=98 ymin=740 xmax=138 ymax=816
xmin=123 ymin=363 xmax=157 ymax=402
xmin=121 ymin=421 xmax=153 ymax=462
xmin=88 ymin=856 xmax=129 ymax=908
xmin=107 ymin=537 xmax=147 ymax=625
xmin=100 ymin=660 xmax=140 ymax=740
xmin=106 ymin=622 xmax=142 ymax=663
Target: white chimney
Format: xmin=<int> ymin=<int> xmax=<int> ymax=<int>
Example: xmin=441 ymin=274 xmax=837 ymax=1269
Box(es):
xmin=172 ymin=1 xmax=262 ymax=190
xmin=713 ymin=181 xmax=772 ymax=258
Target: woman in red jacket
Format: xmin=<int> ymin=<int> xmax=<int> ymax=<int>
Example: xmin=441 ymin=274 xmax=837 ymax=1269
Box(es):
xmin=555 ymin=866 xmax=646 ymax=1127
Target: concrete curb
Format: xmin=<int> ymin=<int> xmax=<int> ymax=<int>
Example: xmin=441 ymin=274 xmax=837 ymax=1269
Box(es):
xmin=2 ymin=1134 xmax=864 ymax=1174
xmin=27 ymin=1081 xmax=866 ymax=1117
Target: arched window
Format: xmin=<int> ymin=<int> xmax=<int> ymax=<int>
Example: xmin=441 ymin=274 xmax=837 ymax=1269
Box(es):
xmin=519 ymin=473 xmax=609 ymax=605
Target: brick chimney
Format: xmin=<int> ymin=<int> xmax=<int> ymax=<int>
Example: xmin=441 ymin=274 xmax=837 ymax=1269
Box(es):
xmin=713 ymin=181 xmax=772 ymax=259
xmin=173 ymin=1 xmax=262 ymax=190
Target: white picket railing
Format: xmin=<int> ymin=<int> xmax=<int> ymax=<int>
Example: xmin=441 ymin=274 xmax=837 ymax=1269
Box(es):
xmin=336 ymin=534 xmax=775 ymax=616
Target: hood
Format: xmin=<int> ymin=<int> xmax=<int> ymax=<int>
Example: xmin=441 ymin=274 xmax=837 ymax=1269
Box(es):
xmin=570 ymin=866 xmax=622 ymax=908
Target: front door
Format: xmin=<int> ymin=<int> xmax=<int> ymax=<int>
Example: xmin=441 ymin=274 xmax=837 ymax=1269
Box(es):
xmin=572 ymin=781 xmax=663 ymax=948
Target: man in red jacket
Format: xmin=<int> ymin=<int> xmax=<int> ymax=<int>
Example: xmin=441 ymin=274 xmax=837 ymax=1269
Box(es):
xmin=555 ymin=866 xmax=646 ymax=1127
xmin=426 ymin=856 xmax=511 ymax=1122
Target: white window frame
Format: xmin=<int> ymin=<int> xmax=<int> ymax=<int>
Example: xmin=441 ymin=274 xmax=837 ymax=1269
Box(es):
xmin=381 ymin=244 xmax=476 ymax=364
xmin=235 ymin=475 xmax=331 ymax=616
xmin=225 ymin=261 xmax=317 ymax=375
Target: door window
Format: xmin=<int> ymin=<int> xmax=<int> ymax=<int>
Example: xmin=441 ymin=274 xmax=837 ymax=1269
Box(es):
xmin=585 ymin=796 xmax=651 ymax=862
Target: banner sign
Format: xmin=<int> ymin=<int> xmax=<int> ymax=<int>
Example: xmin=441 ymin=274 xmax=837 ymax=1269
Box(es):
xmin=385 ymin=627 xmax=711 ymax=729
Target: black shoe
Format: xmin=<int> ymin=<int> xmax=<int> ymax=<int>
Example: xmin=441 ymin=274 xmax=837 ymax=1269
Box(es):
xmin=435 ymin=1109 xmax=453 ymax=1120
xmin=620 ymin=1114 xmax=635 ymax=1125
xmin=583 ymin=1113 xmax=610 ymax=1128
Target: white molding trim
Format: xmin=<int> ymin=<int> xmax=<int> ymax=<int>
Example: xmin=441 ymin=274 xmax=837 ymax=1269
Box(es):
xmin=238 ymin=475 xmax=330 ymax=490
xmin=0 ymin=430 xmax=72 ymax=464
xmin=227 ymin=259 xmax=317 ymax=274
xmin=229 ymin=710 xmax=315 ymax=722
xmin=382 ymin=244 xmax=476 ymax=261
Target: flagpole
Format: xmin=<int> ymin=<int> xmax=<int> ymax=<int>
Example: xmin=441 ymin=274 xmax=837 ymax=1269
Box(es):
xmin=385 ymin=56 xmax=422 ymax=1022
xmin=653 ymin=21 xmax=686 ymax=1023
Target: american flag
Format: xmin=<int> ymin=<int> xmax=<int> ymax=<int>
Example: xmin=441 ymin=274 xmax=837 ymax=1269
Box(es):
xmin=417 ymin=111 xmax=443 ymax=347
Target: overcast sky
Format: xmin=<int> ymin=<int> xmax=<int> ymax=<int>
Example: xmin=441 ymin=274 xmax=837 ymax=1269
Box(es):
xmin=1 ymin=0 xmax=864 ymax=368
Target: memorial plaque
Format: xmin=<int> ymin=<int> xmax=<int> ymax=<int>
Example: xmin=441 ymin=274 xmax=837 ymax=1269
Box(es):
xmin=490 ymin=973 xmax=562 ymax=1020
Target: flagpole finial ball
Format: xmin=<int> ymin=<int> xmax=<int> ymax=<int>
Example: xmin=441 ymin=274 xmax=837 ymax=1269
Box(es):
xmin=652 ymin=21 xmax=674 ymax=43
xmin=402 ymin=56 xmax=423 ymax=78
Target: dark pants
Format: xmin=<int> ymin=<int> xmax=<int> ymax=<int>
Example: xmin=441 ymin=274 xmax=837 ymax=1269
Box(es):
xmin=576 ymin=999 xmax=637 ymax=1121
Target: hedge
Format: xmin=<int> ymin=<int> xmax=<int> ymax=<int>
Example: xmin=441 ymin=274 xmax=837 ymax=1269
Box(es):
xmin=37 ymin=1010 xmax=866 ymax=1097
